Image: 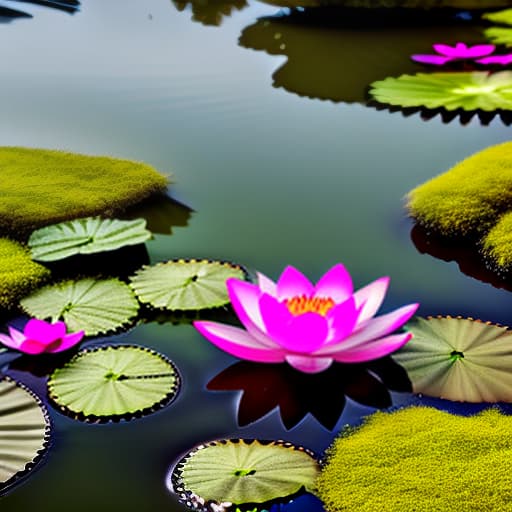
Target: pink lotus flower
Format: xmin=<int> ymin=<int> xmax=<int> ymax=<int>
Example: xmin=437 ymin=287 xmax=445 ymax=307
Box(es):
xmin=411 ymin=42 xmax=496 ymax=66
xmin=194 ymin=264 xmax=419 ymax=374
xmin=0 ymin=319 xmax=85 ymax=355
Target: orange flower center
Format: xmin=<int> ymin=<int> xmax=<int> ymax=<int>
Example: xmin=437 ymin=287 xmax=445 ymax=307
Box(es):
xmin=284 ymin=295 xmax=335 ymax=316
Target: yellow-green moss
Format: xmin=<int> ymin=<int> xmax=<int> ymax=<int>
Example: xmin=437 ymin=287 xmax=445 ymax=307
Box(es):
xmin=317 ymin=407 xmax=512 ymax=512
xmin=481 ymin=211 xmax=512 ymax=271
xmin=407 ymin=142 xmax=512 ymax=237
xmin=0 ymin=238 xmax=50 ymax=310
xmin=0 ymin=147 xmax=169 ymax=239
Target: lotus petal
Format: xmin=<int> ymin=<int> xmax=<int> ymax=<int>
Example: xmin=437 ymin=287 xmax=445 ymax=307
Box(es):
xmin=256 ymin=271 xmax=277 ymax=295
xmin=276 ymin=266 xmax=314 ymax=300
xmin=332 ymin=333 xmax=412 ymax=363
xmin=194 ymin=321 xmax=285 ymax=362
xmin=285 ymin=354 xmax=333 ymax=373
xmin=314 ymin=263 xmax=353 ymax=302
xmin=411 ymin=54 xmax=453 ymax=65
xmin=352 ymin=276 xmax=389 ymax=325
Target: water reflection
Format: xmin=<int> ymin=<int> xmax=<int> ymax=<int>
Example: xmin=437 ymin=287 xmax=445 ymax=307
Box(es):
xmin=172 ymin=0 xmax=248 ymax=26
xmin=120 ymin=193 xmax=193 ymax=235
xmin=239 ymin=8 xmax=483 ymax=104
xmin=410 ymin=223 xmax=512 ymax=292
xmin=0 ymin=0 xmax=79 ymax=20
xmin=207 ymin=357 xmax=411 ymax=430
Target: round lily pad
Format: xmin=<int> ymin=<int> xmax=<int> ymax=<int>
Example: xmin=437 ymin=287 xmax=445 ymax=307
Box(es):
xmin=47 ymin=344 xmax=181 ymax=422
xmin=393 ymin=316 xmax=512 ymax=402
xmin=0 ymin=376 xmax=51 ymax=495
xmin=369 ymin=71 xmax=512 ymax=112
xmin=28 ymin=217 xmax=152 ymax=262
xmin=129 ymin=259 xmax=247 ymax=311
xmin=20 ymin=278 xmax=140 ymax=336
xmin=169 ymin=439 xmax=320 ymax=509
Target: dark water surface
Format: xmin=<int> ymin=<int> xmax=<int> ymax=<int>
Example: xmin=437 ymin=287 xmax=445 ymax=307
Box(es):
xmin=1 ymin=0 xmax=512 ymax=510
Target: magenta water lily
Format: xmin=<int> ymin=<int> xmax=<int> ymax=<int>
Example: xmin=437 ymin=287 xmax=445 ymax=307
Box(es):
xmin=411 ymin=42 xmax=496 ymax=66
xmin=194 ymin=264 xmax=419 ymax=374
xmin=0 ymin=319 xmax=85 ymax=355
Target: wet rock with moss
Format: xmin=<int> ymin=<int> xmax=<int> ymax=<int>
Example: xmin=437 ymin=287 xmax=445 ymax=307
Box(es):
xmin=0 ymin=147 xmax=169 ymax=239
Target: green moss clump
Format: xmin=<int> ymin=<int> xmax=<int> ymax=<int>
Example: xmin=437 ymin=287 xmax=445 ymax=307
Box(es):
xmin=0 ymin=147 xmax=169 ymax=239
xmin=481 ymin=211 xmax=512 ymax=272
xmin=317 ymin=407 xmax=512 ymax=512
xmin=407 ymin=142 xmax=512 ymax=238
xmin=0 ymin=238 xmax=50 ymax=310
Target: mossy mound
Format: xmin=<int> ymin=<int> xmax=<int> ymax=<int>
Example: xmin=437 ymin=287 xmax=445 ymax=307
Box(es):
xmin=0 ymin=238 xmax=50 ymax=310
xmin=481 ymin=211 xmax=512 ymax=272
xmin=317 ymin=407 xmax=512 ymax=512
xmin=0 ymin=147 xmax=169 ymax=239
xmin=407 ymin=141 xmax=512 ymax=236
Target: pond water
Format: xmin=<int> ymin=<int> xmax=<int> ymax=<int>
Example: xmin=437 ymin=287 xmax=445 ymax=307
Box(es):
xmin=1 ymin=0 xmax=512 ymax=510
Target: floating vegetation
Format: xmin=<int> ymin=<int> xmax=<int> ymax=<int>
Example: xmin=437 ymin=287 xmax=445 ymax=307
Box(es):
xmin=172 ymin=0 xmax=248 ymax=26
xmin=208 ymin=358 xmax=411 ymax=430
xmin=483 ymin=26 xmax=512 ymax=47
xmin=20 ymin=278 xmax=139 ymax=336
xmin=317 ymin=406 xmax=512 ymax=511
xmin=481 ymin=211 xmax=512 ymax=272
xmin=47 ymin=344 xmax=181 ymax=422
xmin=0 ymin=238 xmax=50 ymax=311
xmin=0 ymin=376 xmax=51 ymax=495
xmin=393 ymin=316 xmax=512 ymax=402
xmin=0 ymin=147 xmax=168 ymax=239
xmin=129 ymin=259 xmax=247 ymax=311
xmin=28 ymin=217 xmax=152 ymax=262
xmin=169 ymin=439 xmax=319 ymax=509
xmin=369 ymin=71 xmax=512 ymax=115
xmin=483 ymin=8 xmax=512 ymax=26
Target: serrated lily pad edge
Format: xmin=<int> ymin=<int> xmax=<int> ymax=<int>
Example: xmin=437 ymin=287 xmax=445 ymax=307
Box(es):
xmin=129 ymin=258 xmax=250 ymax=312
xmin=168 ymin=438 xmax=320 ymax=512
xmin=0 ymin=375 xmax=52 ymax=497
xmin=47 ymin=344 xmax=182 ymax=424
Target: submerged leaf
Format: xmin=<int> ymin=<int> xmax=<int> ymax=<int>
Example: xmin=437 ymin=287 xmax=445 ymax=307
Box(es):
xmin=0 ymin=377 xmax=51 ymax=495
xmin=393 ymin=316 xmax=512 ymax=402
xmin=20 ymin=278 xmax=139 ymax=336
xmin=129 ymin=259 xmax=247 ymax=311
xmin=47 ymin=344 xmax=181 ymax=421
xmin=28 ymin=217 xmax=151 ymax=262
xmin=369 ymin=71 xmax=512 ymax=112
xmin=170 ymin=439 xmax=319 ymax=507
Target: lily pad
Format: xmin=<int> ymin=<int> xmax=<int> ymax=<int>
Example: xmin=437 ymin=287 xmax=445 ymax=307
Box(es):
xmin=169 ymin=439 xmax=319 ymax=509
xmin=393 ymin=316 xmax=512 ymax=402
xmin=0 ymin=376 xmax=51 ymax=495
xmin=20 ymin=278 xmax=139 ymax=336
xmin=28 ymin=217 xmax=152 ymax=262
xmin=483 ymin=8 xmax=512 ymax=26
xmin=369 ymin=71 xmax=512 ymax=112
xmin=129 ymin=259 xmax=247 ymax=311
xmin=47 ymin=344 xmax=181 ymax=421
xmin=484 ymin=27 xmax=512 ymax=47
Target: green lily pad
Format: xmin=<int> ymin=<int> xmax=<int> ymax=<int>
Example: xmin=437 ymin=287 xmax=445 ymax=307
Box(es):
xmin=483 ymin=8 xmax=512 ymax=26
xmin=484 ymin=26 xmax=512 ymax=47
xmin=393 ymin=316 xmax=512 ymax=402
xmin=0 ymin=376 xmax=51 ymax=494
xmin=20 ymin=278 xmax=139 ymax=336
xmin=129 ymin=259 xmax=247 ymax=311
xmin=369 ymin=71 xmax=512 ymax=112
xmin=47 ymin=344 xmax=181 ymax=421
xmin=169 ymin=439 xmax=320 ymax=508
xmin=28 ymin=217 xmax=152 ymax=262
